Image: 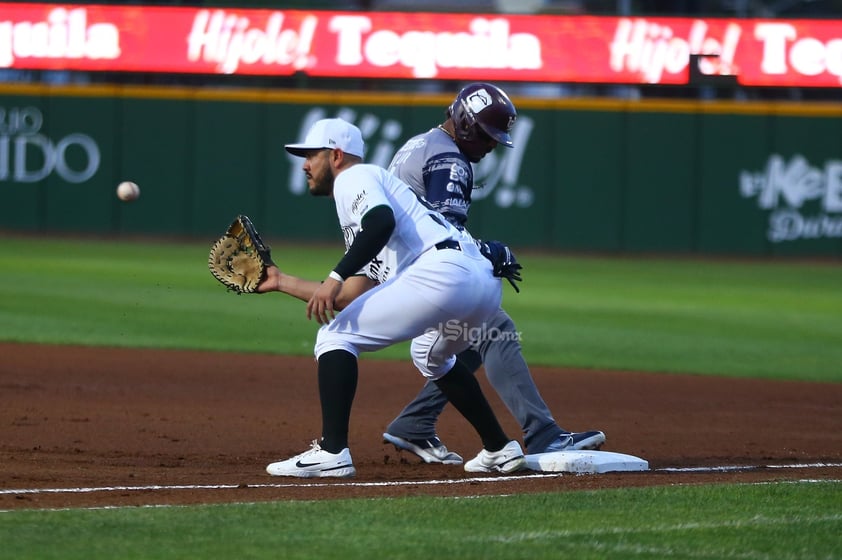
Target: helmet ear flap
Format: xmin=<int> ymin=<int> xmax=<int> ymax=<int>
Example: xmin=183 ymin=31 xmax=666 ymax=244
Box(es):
xmin=448 ymin=96 xmax=480 ymax=143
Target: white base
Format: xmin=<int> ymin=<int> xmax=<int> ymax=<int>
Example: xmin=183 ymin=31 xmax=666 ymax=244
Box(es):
xmin=524 ymin=450 xmax=649 ymax=474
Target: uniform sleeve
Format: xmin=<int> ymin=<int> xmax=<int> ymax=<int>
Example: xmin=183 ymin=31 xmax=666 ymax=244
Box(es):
xmin=332 ymin=166 xmax=395 ymax=279
xmin=420 ymin=153 xmax=473 ymax=228
xmin=334 ymin=166 xmax=392 ymax=231
xmin=332 ymin=205 xmax=395 ymax=280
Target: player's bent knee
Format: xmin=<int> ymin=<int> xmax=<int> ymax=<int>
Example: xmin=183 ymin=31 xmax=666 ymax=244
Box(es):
xmin=411 ymin=338 xmax=456 ymax=380
xmin=314 ymin=330 xmax=360 ymax=360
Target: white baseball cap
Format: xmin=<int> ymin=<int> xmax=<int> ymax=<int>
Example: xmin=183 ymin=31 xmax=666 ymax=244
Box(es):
xmin=285 ymin=118 xmax=365 ymax=158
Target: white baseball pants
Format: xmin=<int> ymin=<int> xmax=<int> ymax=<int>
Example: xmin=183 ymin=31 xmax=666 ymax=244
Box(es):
xmin=314 ymin=242 xmax=502 ymax=380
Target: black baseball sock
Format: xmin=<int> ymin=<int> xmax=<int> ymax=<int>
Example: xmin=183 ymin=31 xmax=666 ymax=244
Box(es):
xmin=317 ymin=349 xmax=358 ymax=453
xmin=433 ymin=360 xmax=509 ymax=452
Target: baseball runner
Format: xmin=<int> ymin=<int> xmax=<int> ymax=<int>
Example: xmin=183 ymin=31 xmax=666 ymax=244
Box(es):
xmin=382 ymin=83 xmax=606 ymax=463
xmin=259 ymin=117 xmax=526 ymax=477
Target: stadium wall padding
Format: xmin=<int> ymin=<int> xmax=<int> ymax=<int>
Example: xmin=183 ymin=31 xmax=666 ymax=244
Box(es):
xmin=1 ymin=84 xmax=840 ymax=257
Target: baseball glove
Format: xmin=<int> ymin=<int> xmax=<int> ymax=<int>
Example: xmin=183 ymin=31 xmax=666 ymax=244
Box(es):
xmin=208 ymin=214 xmax=275 ymax=294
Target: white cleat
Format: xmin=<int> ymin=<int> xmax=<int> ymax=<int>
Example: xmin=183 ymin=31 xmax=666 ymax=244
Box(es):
xmin=266 ymin=441 xmax=356 ymax=478
xmin=464 ymin=440 xmax=526 ymax=474
xmin=383 ymin=433 xmax=463 ymax=465
xmin=543 ymin=431 xmax=607 ymax=453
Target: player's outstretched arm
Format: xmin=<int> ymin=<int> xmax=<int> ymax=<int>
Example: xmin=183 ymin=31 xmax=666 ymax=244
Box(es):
xmin=257 ymin=266 xmax=375 ymax=310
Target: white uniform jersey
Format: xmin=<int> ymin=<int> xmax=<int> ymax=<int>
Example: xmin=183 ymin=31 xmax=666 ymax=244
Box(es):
xmin=333 ymin=163 xmax=457 ymax=284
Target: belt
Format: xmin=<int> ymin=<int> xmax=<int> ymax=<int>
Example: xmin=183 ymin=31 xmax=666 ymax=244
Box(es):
xmin=435 ymin=239 xmax=461 ymax=251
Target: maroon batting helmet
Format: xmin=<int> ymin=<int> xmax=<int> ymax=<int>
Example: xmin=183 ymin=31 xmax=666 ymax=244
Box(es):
xmin=447 ymin=83 xmax=517 ymax=148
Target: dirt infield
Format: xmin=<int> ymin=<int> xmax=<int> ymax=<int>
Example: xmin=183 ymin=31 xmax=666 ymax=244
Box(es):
xmin=1 ymin=342 xmax=840 ymax=510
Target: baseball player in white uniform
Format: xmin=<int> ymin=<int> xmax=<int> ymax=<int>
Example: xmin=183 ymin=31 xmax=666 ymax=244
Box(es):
xmin=259 ymin=118 xmax=525 ymax=477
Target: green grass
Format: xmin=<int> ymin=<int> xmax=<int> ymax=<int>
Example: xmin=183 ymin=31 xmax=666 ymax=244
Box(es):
xmin=2 ymin=482 xmax=839 ymax=559
xmin=0 ymin=237 xmax=324 ymax=355
xmin=1 ymin=235 xmax=840 ymax=381
xmin=509 ymin=255 xmax=842 ymax=380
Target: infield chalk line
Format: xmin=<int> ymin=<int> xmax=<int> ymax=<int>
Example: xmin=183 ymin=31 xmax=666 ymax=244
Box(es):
xmin=657 ymin=462 xmax=842 ymax=473
xmin=1 ymin=461 xmax=840 ymax=498
xmin=0 ymin=473 xmax=559 ymax=496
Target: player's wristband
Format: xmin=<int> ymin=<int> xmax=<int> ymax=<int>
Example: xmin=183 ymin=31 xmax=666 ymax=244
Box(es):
xmin=328 ymin=270 xmax=345 ymax=283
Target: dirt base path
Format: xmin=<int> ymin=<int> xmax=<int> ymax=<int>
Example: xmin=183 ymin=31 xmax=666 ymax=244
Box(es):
xmin=1 ymin=343 xmax=840 ymax=510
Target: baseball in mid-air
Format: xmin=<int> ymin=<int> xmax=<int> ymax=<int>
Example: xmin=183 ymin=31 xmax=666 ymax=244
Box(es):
xmin=116 ymin=181 xmax=140 ymax=202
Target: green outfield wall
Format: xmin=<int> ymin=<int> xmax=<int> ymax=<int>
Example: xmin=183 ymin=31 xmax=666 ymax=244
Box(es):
xmin=1 ymin=84 xmax=840 ymax=257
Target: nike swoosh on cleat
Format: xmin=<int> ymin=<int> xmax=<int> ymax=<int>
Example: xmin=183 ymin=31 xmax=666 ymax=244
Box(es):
xmin=295 ymin=460 xmax=322 ymax=468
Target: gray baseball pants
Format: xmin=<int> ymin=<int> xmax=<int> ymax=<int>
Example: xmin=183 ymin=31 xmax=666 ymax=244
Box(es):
xmin=385 ymin=307 xmax=566 ymax=454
